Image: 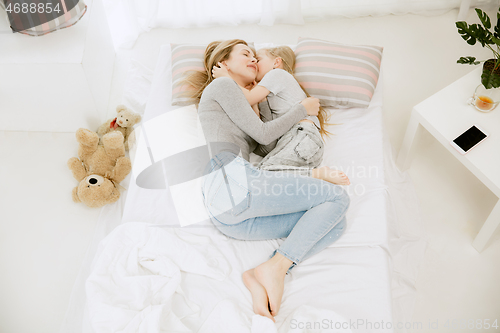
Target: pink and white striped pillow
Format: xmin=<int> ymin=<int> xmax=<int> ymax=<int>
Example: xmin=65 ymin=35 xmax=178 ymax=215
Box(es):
xmin=294 ymin=37 xmax=383 ymax=108
xmin=171 ymin=43 xmax=207 ymax=106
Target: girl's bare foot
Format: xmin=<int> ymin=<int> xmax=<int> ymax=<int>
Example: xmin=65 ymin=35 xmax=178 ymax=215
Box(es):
xmin=242 ymin=269 xmax=275 ymax=322
xmin=312 ymin=166 xmax=350 ymax=185
xmin=253 ymin=254 xmax=290 ymax=317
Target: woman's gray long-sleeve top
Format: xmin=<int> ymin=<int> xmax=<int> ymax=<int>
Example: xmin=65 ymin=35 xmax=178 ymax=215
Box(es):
xmin=197 ymin=77 xmax=308 ymax=161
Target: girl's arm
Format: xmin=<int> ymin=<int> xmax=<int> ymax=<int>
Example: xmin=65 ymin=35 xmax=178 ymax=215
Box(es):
xmin=240 ymin=85 xmax=261 ymax=117
xmin=251 ymin=103 xmax=260 ymax=117
xmin=240 ymin=85 xmax=270 ymax=106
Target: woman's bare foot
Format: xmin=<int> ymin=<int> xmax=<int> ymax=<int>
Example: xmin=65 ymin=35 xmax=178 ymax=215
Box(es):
xmin=242 ymin=269 xmax=275 ymax=322
xmin=312 ymin=166 xmax=350 ymax=185
xmin=253 ymin=253 xmax=291 ymax=316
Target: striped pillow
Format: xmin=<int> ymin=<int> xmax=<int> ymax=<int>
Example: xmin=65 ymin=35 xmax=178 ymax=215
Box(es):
xmin=294 ymin=37 xmax=383 ymax=108
xmin=171 ymin=43 xmax=207 ymax=106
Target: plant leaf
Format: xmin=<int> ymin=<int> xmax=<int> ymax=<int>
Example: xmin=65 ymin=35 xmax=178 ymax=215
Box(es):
xmin=456 ymin=21 xmax=477 ymax=45
xmin=476 ymin=8 xmax=491 ymax=30
xmin=472 ymin=23 xmax=493 ymax=47
xmin=492 ymin=36 xmax=500 ymax=46
xmin=457 ymin=56 xmax=480 ymax=65
xmin=456 ymin=22 xmax=492 ymax=46
xmin=495 ymin=17 xmax=500 ymax=38
xmin=481 ymin=69 xmax=500 ymax=89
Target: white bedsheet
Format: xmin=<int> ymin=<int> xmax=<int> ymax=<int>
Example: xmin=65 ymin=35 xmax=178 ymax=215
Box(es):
xmin=87 ymin=221 xmax=391 ymax=333
xmin=77 ymin=44 xmax=426 ymax=333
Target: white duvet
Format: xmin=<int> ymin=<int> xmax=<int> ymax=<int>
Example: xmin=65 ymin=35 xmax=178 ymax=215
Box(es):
xmin=87 ymin=222 xmax=352 ymax=333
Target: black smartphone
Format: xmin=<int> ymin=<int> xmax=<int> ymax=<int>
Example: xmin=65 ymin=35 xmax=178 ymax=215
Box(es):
xmin=450 ymin=124 xmax=489 ymax=155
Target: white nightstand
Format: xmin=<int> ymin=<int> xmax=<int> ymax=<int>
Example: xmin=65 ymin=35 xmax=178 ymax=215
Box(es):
xmin=397 ymin=67 xmax=500 ymax=252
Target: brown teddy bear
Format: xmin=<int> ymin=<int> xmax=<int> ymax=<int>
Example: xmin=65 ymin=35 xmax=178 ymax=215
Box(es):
xmin=68 ymin=128 xmax=132 ymax=208
xmin=97 ymin=105 xmax=141 ymax=151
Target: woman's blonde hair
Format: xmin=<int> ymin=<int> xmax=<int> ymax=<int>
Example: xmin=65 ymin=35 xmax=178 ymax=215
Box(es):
xmin=179 ymin=39 xmax=254 ymax=103
xmin=262 ymin=46 xmax=333 ymax=138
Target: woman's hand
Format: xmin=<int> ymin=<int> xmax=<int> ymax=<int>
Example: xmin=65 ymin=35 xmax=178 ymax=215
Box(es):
xmin=300 ymin=97 xmax=320 ymax=116
xmin=212 ymin=62 xmax=230 ymax=79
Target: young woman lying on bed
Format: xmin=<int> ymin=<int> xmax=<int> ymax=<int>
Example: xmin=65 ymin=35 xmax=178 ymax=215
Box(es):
xmin=182 ymin=39 xmax=351 ymax=322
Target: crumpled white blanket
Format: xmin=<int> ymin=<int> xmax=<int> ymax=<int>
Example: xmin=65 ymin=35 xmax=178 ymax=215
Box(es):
xmin=86 ymin=222 xmax=229 ymax=332
xmin=86 ymin=222 xmax=353 ymax=333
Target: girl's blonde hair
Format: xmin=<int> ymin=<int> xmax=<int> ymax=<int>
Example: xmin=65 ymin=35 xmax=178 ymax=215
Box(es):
xmin=262 ymin=46 xmax=333 ymax=138
xmin=179 ymin=39 xmax=254 ymax=103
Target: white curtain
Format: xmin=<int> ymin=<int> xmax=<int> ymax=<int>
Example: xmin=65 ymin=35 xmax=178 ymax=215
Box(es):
xmin=300 ymin=0 xmax=492 ymax=20
xmin=102 ymin=0 xmax=498 ymax=49
xmin=102 ymin=0 xmax=303 ymax=49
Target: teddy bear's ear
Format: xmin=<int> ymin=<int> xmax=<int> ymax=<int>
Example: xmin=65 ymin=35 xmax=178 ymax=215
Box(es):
xmin=72 ymin=187 xmax=81 ymax=203
xmin=116 ymin=104 xmax=127 ymax=113
xmin=133 ymin=113 xmax=142 ymax=124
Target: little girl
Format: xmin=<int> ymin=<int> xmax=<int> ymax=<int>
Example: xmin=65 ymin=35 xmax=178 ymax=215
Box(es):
xmin=213 ymin=46 xmax=350 ymax=185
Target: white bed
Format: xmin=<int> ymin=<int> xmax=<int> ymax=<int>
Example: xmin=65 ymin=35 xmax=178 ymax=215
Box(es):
xmin=124 ymin=44 xmax=388 ymax=246
xmin=74 ymin=44 xmax=426 ymax=333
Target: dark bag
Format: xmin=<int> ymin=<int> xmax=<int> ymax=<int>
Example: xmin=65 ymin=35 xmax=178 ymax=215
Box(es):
xmin=2 ymin=0 xmax=86 ymax=36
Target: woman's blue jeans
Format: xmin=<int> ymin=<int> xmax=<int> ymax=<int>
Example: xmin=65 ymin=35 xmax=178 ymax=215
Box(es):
xmin=201 ymin=151 xmax=350 ymax=273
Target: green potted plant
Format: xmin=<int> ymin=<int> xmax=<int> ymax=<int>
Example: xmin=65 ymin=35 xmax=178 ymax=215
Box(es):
xmin=456 ymin=7 xmax=500 ymax=89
